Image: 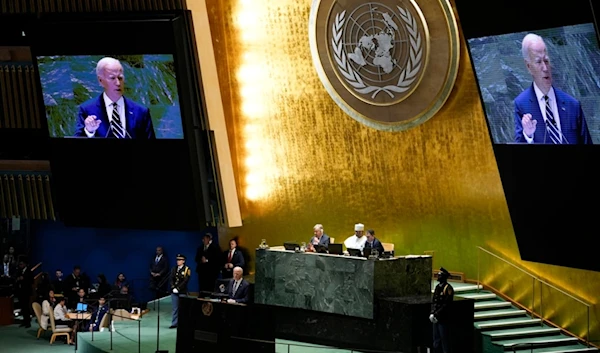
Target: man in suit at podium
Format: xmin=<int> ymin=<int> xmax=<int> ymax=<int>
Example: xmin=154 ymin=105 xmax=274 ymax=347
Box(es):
xmin=226 ymin=267 xmax=249 ymax=304
xmin=514 ymin=33 xmax=592 ymax=144
xmin=74 ymin=57 xmax=156 ymax=139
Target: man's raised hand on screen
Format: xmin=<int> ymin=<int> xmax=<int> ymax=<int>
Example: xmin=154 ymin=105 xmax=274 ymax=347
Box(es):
xmin=84 ymin=115 xmax=101 ymax=134
xmin=521 ymin=113 xmax=537 ymax=138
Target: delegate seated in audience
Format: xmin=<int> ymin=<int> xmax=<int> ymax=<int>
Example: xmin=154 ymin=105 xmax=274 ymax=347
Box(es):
xmin=85 ymin=296 xmax=109 ymax=332
xmin=306 ymin=224 xmax=330 ymax=252
xmin=112 ymin=285 xmax=133 ymax=311
xmin=226 ymin=267 xmax=250 ymax=304
xmin=71 ymin=288 xmax=88 ymax=310
xmin=114 ymin=273 xmax=128 ymax=290
xmin=96 ymin=274 xmax=112 ymax=297
xmin=54 ymin=297 xmax=77 ymax=345
xmin=41 ymin=289 xmax=57 ymax=330
xmin=344 ymin=223 xmax=367 ymax=252
xmin=51 ymin=269 xmax=65 ymax=295
xmin=222 ymin=238 xmax=245 ymax=279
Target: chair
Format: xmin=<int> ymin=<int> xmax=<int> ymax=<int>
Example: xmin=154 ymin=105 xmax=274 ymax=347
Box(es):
xmin=48 ymin=307 xmax=72 ymax=344
xmin=112 ymin=308 xmax=131 ymax=321
xmin=31 ymin=302 xmax=46 ymax=339
xmin=98 ymin=309 xmax=111 ymax=331
xmin=382 ymin=243 xmax=395 ymax=256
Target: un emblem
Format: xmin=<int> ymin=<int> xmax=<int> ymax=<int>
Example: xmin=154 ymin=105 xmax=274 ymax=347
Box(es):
xmin=202 ymin=302 xmax=213 ymax=316
xmin=309 ymin=0 xmax=460 ymax=131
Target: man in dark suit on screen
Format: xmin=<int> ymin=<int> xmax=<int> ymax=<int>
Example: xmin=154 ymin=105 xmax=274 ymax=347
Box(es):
xmin=226 ymin=267 xmax=250 ymax=304
xmin=514 ymin=34 xmax=592 ymax=144
xmin=74 ymin=57 xmax=156 ymax=139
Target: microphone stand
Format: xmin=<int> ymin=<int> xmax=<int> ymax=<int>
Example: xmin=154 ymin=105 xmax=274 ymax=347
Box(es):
xmin=155 ymin=274 xmax=170 ymax=353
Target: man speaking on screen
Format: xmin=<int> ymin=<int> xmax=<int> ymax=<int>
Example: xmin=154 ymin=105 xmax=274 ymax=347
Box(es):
xmin=74 ymin=57 xmax=156 ymax=139
xmin=514 ymin=34 xmax=592 ymax=144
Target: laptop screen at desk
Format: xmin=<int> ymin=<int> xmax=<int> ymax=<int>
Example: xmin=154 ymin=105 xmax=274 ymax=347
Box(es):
xmin=76 ymin=303 xmax=88 ymax=312
xmin=328 ymin=243 xmax=343 ymax=255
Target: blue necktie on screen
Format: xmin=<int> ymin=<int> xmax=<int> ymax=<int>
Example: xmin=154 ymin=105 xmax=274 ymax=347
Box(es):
xmin=111 ymin=102 xmax=125 ymax=139
xmin=544 ymin=95 xmax=561 ymax=144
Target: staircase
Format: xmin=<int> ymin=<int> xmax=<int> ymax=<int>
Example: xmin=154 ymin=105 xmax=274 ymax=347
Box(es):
xmin=435 ymin=282 xmax=598 ymax=353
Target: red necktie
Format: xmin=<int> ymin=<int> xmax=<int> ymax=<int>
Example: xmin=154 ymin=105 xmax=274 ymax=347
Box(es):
xmin=228 ymin=250 xmax=233 ymax=262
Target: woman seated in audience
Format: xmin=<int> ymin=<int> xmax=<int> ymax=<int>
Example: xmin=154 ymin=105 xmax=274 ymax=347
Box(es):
xmin=96 ymin=274 xmax=112 ymax=297
xmin=53 ymin=297 xmax=77 ymax=345
xmin=70 ymin=288 xmax=88 ymax=311
xmin=40 ymin=289 xmax=57 ymax=330
xmin=114 ymin=273 xmax=128 ymax=290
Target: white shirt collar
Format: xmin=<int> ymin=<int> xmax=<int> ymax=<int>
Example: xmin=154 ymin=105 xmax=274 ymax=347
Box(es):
xmin=103 ymin=93 xmax=125 ymax=109
xmin=532 ymin=82 xmax=556 ymax=103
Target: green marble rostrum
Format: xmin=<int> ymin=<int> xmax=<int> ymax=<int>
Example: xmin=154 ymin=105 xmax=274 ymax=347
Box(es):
xmin=254 ymin=249 xmax=432 ymax=319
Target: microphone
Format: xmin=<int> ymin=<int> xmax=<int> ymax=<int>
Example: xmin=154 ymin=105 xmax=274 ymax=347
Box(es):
xmin=105 ymin=120 xmax=133 ymax=139
xmin=542 ymin=117 xmax=570 ymax=144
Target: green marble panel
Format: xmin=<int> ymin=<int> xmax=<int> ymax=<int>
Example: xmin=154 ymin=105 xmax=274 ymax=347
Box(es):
xmin=373 ymin=256 xmax=432 ymax=297
xmin=255 ymin=249 xmax=432 ymax=319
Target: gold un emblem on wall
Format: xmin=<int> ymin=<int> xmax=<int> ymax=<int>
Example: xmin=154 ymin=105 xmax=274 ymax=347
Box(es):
xmin=309 ymin=0 xmax=460 ymax=131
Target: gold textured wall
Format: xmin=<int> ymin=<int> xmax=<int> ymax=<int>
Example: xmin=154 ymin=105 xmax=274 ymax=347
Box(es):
xmin=196 ymin=0 xmax=600 ymax=343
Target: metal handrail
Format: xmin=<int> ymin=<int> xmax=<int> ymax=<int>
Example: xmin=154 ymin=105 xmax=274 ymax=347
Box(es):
xmin=476 ymin=246 xmax=589 ymax=307
xmin=477 ymin=246 xmax=591 ymax=347
xmin=231 ymin=336 xmax=404 ymax=353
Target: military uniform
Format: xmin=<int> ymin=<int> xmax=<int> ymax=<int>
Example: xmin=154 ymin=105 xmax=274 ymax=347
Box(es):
xmin=430 ymin=268 xmax=454 ymax=353
xmin=170 ymin=254 xmax=191 ymax=328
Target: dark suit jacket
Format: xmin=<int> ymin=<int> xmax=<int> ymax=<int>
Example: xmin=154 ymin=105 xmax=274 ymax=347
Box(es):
xmin=514 ymin=85 xmax=592 ymax=144
xmin=74 ymin=94 xmax=156 ymax=139
xmin=227 ymin=279 xmax=250 ymax=303
xmin=309 ymin=234 xmax=331 ymax=250
xmin=195 ymin=243 xmax=221 ymax=274
xmin=364 ymin=238 xmax=384 ymax=255
xmin=222 ymin=249 xmax=245 ymax=277
xmin=15 ymin=266 xmax=33 ymax=296
xmin=51 ymin=279 xmax=64 ymax=294
xmin=150 ymin=254 xmax=169 ymax=278
xmin=86 ymin=305 xmax=109 ymax=331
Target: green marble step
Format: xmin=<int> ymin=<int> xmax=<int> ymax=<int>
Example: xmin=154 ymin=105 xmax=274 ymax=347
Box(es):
xmin=459 ymin=292 xmax=497 ymax=301
xmin=476 ymin=317 xmax=542 ymax=330
xmin=486 ymin=326 xmax=561 ymax=339
xmin=508 ymin=344 xmax=598 ymax=353
xmin=474 ymin=308 xmax=526 ymax=320
xmin=514 ymin=345 xmax=599 ymax=352
xmin=430 ymin=283 xmax=482 ymax=294
xmin=474 ymin=300 xmax=513 ymax=310
xmin=494 ymin=334 xmax=579 ymax=348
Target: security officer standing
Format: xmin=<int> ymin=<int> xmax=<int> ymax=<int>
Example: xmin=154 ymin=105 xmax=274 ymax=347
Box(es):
xmin=169 ymin=254 xmax=191 ymax=329
xmin=430 ymin=267 xmax=454 ymax=353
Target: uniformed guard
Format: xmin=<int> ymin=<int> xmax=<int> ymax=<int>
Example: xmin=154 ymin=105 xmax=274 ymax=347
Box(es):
xmin=169 ymin=254 xmax=191 ymax=329
xmin=430 ymin=267 xmax=454 ymax=353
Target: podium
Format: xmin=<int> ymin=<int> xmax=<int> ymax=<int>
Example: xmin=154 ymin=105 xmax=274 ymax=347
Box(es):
xmin=0 ymin=297 xmax=14 ymax=326
xmin=255 ymin=248 xmax=433 ymax=318
xmin=175 ymin=296 xmax=274 ymax=353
